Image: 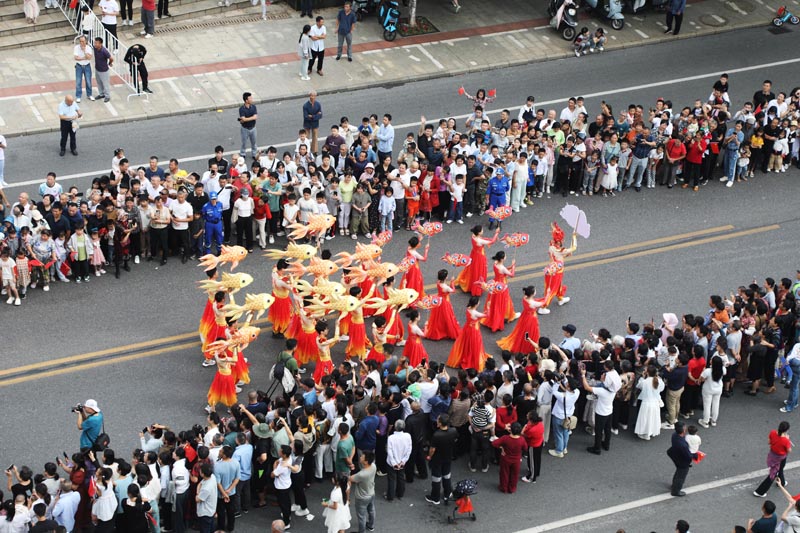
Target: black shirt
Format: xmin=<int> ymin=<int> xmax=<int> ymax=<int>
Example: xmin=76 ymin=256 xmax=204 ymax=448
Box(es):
xmin=189 ymin=192 xmax=209 ymax=214
xmin=665 ymin=366 xmax=688 ymax=391
xmin=239 ymin=104 xmax=257 ymax=129
xmin=208 ymin=157 xmax=230 ymax=176
xmin=514 ymin=395 xmax=537 ymax=424
xmin=430 ymin=427 xmax=458 ymax=461
xmin=46 ymin=213 xmax=71 ymax=237
xmin=31 ymin=519 xmax=59 ymax=533
xmin=753 ymin=90 xmax=775 ymax=111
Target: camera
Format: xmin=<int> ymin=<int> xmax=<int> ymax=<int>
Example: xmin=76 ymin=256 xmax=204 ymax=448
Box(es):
xmin=70 ymin=403 xmax=84 ymax=413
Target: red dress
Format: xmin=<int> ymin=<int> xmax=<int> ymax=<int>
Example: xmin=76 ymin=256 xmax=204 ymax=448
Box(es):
xmin=497 ymin=297 xmax=541 ymax=354
xmin=295 ymin=313 xmax=319 ymax=366
xmin=269 ymin=273 xmax=293 ymax=334
xmin=208 ymin=355 xmax=238 ymax=407
xmin=201 ymin=299 xmax=228 ymax=353
xmin=402 ymin=324 xmax=428 ymax=367
xmin=198 ymin=296 xmax=215 ymax=344
xmin=366 ymin=327 xmax=388 ymax=363
xmin=345 ymin=309 xmax=372 ymax=360
xmin=383 ymin=287 xmax=404 ymax=342
xmin=424 ymin=282 xmax=460 ymax=341
xmin=400 ymin=248 xmax=425 ymax=302
xmin=286 ymin=311 xmax=302 ymax=340
xmin=455 ymin=234 xmax=494 ymax=296
xmin=360 ymin=277 xmax=377 ymax=317
xmin=539 ymin=249 xmax=567 ymax=308
xmin=446 ymin=310 xmax=490 ymax=371
xmin=480 ymin=264 xmax=515 ymax=332
xmin=313 ymin=335 xmax=334 ymax=383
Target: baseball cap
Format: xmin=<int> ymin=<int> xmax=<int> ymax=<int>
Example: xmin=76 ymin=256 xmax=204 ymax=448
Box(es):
xmin=209 ymin=191 xmax=218 ymax=200
xmin=562 ymin=324 xmax=577 ymax=335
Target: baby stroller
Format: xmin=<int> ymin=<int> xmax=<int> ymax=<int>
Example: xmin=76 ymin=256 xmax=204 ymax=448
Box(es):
xmin=447 ymin=479 xmax=478 ymax=524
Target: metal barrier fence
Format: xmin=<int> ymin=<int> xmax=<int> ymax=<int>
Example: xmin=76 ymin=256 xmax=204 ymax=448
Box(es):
xmin=56 ymin=0 xmax=149 ymax=101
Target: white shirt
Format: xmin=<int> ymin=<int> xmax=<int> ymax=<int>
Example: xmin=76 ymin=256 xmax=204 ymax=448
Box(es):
xmin=418 ymin=380 xmax=439 ymax=413
xmin=386 ymin=432 xmax=412 ymax=467
xmin=172 ymin=459 xmax=190 ymax=494
xmin=551 ymin=388 xmax=579 ymax=419
xmin=233 ymin=197 xmax=253 ymax=217
xmin=0 ymin=134 xmax=6 ymax=161
xmin=272 ymin=462 xmax=292 ymax=490
xmin=170 ymin=200 xmax=193 ymax=230
xmin=98 ymin=0 xmax=119 ymax=25
xmin=787 ymin=343 xmax=800 ymax=364
xmin=201 ymin=172 xmax=221 ymax=194
xmin=204 ymin=426 xmax=220 ymax=447
xmin=74 ymin=43 xmax=93 ymax=66
xmin=603 ymin=369 xmax=622 ymax=395
xmin=701 ymin=367 xmax=725 ymax=395
xmin=537 ymin=381 xmax=554 ymax=405
xmin=591 ymin=386 xmax=615 ymax=417
xmin=309 ymin=24 xmax=326 ymax=51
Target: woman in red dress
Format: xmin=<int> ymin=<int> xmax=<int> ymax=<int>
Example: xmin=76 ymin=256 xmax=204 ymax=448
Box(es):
xmin=366 ymin=315 xmax=398 ymax=363
xmin=205 ymin=348 xmax=238 ymax=413
xmin=382 ymin=276 xmax=405 ymax=344
xmin=313 ymin=321 xmax=339 ymax=384
xmin=402 ymin=309 xmax=428 ymax=367
xmin=200 ymin=291 xmax=228 ymax=354
xmin=455 ymin=225 xmax=499 ymax=297
xmin=226 ymin=322 xmax=250 ymax=388
xmin=497 ymin=286 xmax=543 ymax=354
xmin=538 ymin=222 xmax=577 ymax=315
xmin=400 ymin=236 xmax=429 ymax=302
xmin=294 ymin=299 xmax=319 ymax=366
xmin=481 ymin=251 xmax=517 ymax=332
xmin=447 ymin=296 xmax=490 ymax=371
xmin=344 ymin=286 xmax=372 ymax=360
xmin=424 ymin=269 xmax=461 ymax=341
xmin=268 ymin=259 xmax=293 ymax=337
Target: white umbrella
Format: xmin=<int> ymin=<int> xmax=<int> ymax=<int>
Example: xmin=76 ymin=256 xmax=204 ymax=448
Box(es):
xmin=559 ymin=203 xmax=591 ymax=239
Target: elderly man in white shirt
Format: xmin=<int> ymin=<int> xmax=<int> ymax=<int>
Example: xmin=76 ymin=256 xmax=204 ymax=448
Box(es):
xmin=386 ymin=419 xmax=412 ymax=501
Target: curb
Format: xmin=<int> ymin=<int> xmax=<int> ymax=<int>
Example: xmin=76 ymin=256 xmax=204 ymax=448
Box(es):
xmin=8 ymin=18 xmax=772 ymax=139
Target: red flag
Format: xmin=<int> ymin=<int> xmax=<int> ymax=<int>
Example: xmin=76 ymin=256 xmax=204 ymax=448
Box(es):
xmin=88 ymin=477 xmax=97 ymax=498
xmin=29 ymin=258 xmax=44 ymax=268
xmin=488 ymin=89 xmax=496 ymax=98
xmin=69 ymin=0 xmax=78 ymax=8
xmin=60 ymin=261 xmax=72 ymax=277
xmin=458 ymin=86 xmax=465 ymax=96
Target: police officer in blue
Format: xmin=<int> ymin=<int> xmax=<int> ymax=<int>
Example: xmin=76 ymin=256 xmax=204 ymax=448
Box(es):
xmin=201 ymin=191 xmax=224 ymax=255
xmin=485 ymin=167 xmax=510 ymax=231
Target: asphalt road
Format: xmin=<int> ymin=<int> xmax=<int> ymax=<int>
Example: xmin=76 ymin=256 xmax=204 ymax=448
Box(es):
xmin=2 ymin=25 xmax=800 ymax=533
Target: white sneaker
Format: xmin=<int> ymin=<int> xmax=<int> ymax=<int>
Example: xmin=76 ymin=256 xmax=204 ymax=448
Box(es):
xmin=351 ymin=234 xmax=358 ymax=240
xmin=719 ymin=176 xmax=728 ymax=182
xmin=726 ymin=181 xmax=733 ymax=188
xmin=14 ymin=297 xmax=21 ymax=306
xmin=295 ymin=508 xmax=309 ymax=517
xmin=135 ymin=255 xmax=140 ymax=264
xmin=140 ymin=30 xmax=147 ymax=35
xmin=291 ymin=505 xmax=300 ymax=513
xmin=466 ymin=212 xmax=473 ymax=218
xmin=610 ymin=428 xmax=619 ymax=435
xmin=145 ymin=34 xmax=152 ymax=38
xmin=365 ymin=233 xmax=372 ymax=238
xmin=43 ymin=285 xmax=50 ymax=292
xmin=6 ymin=296 xmax=13 ymax=304
xmin=557 ymin=297 xmax=570 ymax=306
xmin=457 ymin=220 xmax=463 ymax=224
xmin=512 ymin=312 xmax=521 ymax=320
xmin=95 ymin=271 xmax=101 ymax=277
xmin=202 ymin=359 xmax=216 ymax=367
xmin=76 ymin=98 xmax=81 ymax=103
xmin=235 ymin=386 xmax=242 ymax=393
xmin=538 ymin=308 xmax=550 ymax=314
xmin=30 ymin=282 xmax=37 ymax=289
xmin=269 ymin=235 xmax=275 ymax=244
xmin=397 ymin=340 xmax=406 ymax=346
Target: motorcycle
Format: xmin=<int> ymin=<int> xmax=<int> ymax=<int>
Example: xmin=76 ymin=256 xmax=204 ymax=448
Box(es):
xmin=378 ymin=0 xmax=400 ymax=41
xmin=773 ymin=5 xmax=800 ymax=25
xmin=548 ymin=0 xmax=579 ymax=40
xmin=583 ymin=0 xmax=625 ymax=29
xmin=352 ymin=0 xmax=378 ymax=21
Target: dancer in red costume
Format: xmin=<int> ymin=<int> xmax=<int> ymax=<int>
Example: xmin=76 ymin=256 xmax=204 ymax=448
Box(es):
xmin=400 ymin=236 xmax=429 ymax=302
xmin=293 ymin=298 xmax=319 ymax=367
xmin=365 ymin=315 xmax=398 ymax=363
xmin=424 ymin=269 xmax=461 ymax=340
xmin=344 ymin=286 xmax=373 ymax=360
xmin=269 ymin=259 xmax=293 ymax=337
xmin=497 ymin=286 xmax=543 ymax=354
xmin=313 ymin=321 xmax=339 ymax=384
xmin=447 ymin=296 xmax=491 ymax=371
xmin=205 ymin=346 xmax=238 ymax=414
xmin=481 ymin=251 xmax=517 ymax=332
xmin=200 ymin=291 xmax=229 ymax=366
xmin=402 ymin=309 xmax=428 ymax=367
xmin=284 ymin=292 xmax=303 ymax=340
xmin=455 ymin=224 xmax=500 ymax=297
xmin=537 ymin=222 xmax=577 ymax=315
xmin=381 ymin=276 xmax=405 ymax=344
xmin=226 ymin=320 xmax=250 ymax=388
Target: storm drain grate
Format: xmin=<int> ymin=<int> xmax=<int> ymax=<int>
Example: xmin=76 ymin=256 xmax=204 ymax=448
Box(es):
xmin=155 ymin=11 xmax=289 ymax=33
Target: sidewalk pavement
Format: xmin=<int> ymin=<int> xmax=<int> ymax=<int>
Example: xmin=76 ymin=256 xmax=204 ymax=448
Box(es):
xmin=0 ymin=0 xmax=777 ymax=137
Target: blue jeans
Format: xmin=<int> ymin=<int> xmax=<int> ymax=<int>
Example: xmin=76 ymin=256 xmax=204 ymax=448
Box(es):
xmin=448 ymin=201 xmax=462 ymax=222
xmin=628 ymin=156 xmax=648 ymax=188
xmin=552 ymin=415 xmax=569 ymax=453
xmin=354 ymin=496 xmax=375 ymax=533
xmin=75 ymin=63 xmax=92 ymax=98
xmin=381 ymin=214 xmax=393 ymax=232
xmin=240 ymin=125 xmax=257 ymax=158
xmin=723 ymin=149 xmax=738 ymax=181
xmin=786 ymin=359 xmax=800 ymax=411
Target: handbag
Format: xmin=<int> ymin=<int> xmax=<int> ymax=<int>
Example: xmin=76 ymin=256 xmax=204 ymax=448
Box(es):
xmin=561 ymin=392 xmax=578 ymax=430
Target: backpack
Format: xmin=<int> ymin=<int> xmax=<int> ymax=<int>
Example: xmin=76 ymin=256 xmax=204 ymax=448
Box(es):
xmin=271 ymin=355 xmax=296 ymax=392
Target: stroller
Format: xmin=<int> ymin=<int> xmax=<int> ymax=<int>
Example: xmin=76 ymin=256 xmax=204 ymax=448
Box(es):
xmin=447 ymin=479 xmax=478 ymax=524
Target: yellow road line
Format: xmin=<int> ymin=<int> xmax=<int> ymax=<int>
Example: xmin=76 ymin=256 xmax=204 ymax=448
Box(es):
xmin=0 ymin=224 xmax=776 ymax=386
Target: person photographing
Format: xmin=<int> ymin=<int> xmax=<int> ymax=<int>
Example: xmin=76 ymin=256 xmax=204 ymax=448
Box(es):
xmin=74 ymin=398 xmax=104 ymax=451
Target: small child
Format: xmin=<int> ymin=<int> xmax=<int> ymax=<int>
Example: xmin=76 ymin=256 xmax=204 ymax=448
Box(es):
xmin=282 ymin=193 xmax=299 ymax=242
xmin=748 ymin=128 xmax=764 ymax=178
xmin=90 ymin=228 xmax=106 ymax=276
xmin=1 ymin=249 xmax=21 ymax=305
xmin=646 ymin=145 xmax=664 ymax=189
xmin=600 ymin=156 xmax=619 ymax=197
xmin=446 ymin=174 xmax=465 ymax=224
xmin=54 ymin=231 xmax=70 ymax=282
xmin=573 ymin=27 xmax=591 ymax=57
xmin=325 ymin=178 xmax=341 ymax=238
xmin=583 ymin=150 xmax=601 ymax=195
xmin=405 ymin=176 xmax=420 ymax=229
xmin=685 ymin=424 xmax=702 ymax=457
xmin=617 ymin=140 xmax=632 ymax=191
xmin=190 ymin=212 xmax=204 ymax=259
xmin=736 ymin=145 xmax=750 ymax=182
xmin=297 ymin=187 xmax=317 ymax=225
xmin=14 ymin=249 xmax=30 ymax=300
xmin=768 ymin=129 xmax=789 ymax=172
xmin=315 ymin=192 xmax=331 ymax=244
xmin=534 ymin=148 xmax=548 ymax=198
xmin=378 ymin=188 xmax=396 ymax=233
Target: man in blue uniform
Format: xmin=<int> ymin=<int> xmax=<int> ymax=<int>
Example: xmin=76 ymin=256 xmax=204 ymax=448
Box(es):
xmin=485 ymin=167 xmax=509 ymax=231
xmin=202 ymin=191 xmax=224 ymax=255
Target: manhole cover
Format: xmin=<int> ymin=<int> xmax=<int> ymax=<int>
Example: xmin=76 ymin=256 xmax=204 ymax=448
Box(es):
xmin=699 ymin=13 xmax=727 ymax=26
xmin=768 ymin=25 xmax=793 ymax=34
xmin=723 ymin=0 xmax=754 ymax=13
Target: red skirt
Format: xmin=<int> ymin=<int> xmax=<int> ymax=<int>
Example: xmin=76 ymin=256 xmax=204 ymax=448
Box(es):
xmin=345 ymin=321 xmax=372 ymax=359
xmin=313 ymin=359 xmax=333 ymax=384
xmin=497 ymin=305 xmax=540 ymax=354
xmin=208 ymin=371 xmax=237 ymax=407
xmin=366 ymin=344 xmax=385 ymax=364
xmin=401 ymin=263 xmax=425 ymax=302
xmin=541 ymin=270 xmax=567 ymax=308
xmin=295 ymin=326 xmax=319 ymax=366
xmin=269 ymin=295 xmax=292 ymax=334
xmin=424 ymin=296 xmax=460 ymax=341
xmin=455 ymin=252 xmax=487 ymax=296
xmin=285 ymin=313 xmax=302 ymax=340
xmin=231 ymin=352 xmax=250 ymax=385
xmin=384 ymin=308 xmax=404 ymax=343
xmin=447 ymin=322 xmax=489 ymax=371
xmin=360 ymin=278 xmax=377 ymax=317
xmin=403 ymin=335 xmax=428 ymax=367
xmin=198 ymin=299 xmax=215 ymax=344
xmin=339 ymin=313 xmax=352 ymax=337
xmin=481 ymin=288 xmax=515 ymax=332
xmin=204 ymin=321 xmax=228 ymax=355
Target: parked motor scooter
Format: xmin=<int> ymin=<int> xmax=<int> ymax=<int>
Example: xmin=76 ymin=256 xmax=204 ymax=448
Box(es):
xmin=548 ymin=0 xmax=579 ymax=40
xmin=378 ymin=0 xmax=400 ymax=41
xmin=352 ymin=0 xmax=378 ymax=21
xmin=583 ymin=0 xmax=624 ymax=29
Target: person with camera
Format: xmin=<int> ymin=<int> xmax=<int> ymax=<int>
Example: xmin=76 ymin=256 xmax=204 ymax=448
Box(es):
xmin=549 ymin=375 xmax=579 ymax=459
xmin=75 ymin=399 xmax=104 ymax=451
